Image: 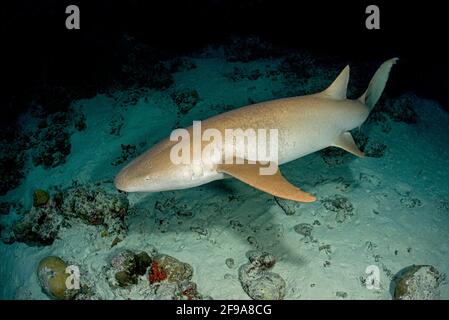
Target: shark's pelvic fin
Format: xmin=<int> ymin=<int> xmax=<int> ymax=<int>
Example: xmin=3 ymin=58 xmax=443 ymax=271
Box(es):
xmin=217 ymin=159 xmax=316 ymax=202
xmin=321 ymin=65 xmax=350 ymax=100
xmin=332 ymin=132 xmax=365 ymax=157
xmin=359 ymin=57 xmax=399 ymax=110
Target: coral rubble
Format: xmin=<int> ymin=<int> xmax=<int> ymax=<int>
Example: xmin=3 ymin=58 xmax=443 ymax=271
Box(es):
xmin=8 ymin=184 xmax=129 ymax=246
xmin=392 ymin=265 xmax=444 ymax=300
xmin=238 ymin=250 xmax=286 ymax=300
xmin=37 ymin=256 xmax=80 ymax=300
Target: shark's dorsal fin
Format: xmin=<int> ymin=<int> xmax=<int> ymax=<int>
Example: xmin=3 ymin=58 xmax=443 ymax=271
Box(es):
xmin=320 ymin=65 xmax=350 ymax=100
xmin=332 ymin=132 xmax=364 ymax=157
xmin=217 ymin=158 xmax=316 ymax=202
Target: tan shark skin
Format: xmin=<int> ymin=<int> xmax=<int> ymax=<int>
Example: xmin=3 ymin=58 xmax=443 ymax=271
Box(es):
xmin=114 ymin=58 xmax=398 ymax=202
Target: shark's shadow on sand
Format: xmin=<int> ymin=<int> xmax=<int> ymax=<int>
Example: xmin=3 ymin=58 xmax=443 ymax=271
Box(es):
xmin=128 ymin=153 xmax=358 ymax=266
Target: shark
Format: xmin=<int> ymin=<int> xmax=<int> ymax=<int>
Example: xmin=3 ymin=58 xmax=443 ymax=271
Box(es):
xmin=114 ymin=58 xmax=398 ymax=202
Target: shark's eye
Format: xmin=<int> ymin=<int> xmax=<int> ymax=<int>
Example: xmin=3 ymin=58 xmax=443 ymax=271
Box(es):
xmin=145 ymin=176 xmax=151 ymax=181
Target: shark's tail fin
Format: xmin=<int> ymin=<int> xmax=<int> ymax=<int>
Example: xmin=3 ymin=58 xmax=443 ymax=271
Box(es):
xmin=359 ymin=58 xmax=399 ymax=111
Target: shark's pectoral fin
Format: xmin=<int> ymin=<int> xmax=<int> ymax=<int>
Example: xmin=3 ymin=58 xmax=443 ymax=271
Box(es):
xmin=332 ymin=132 xmax=365 ymax=157
xmin=216 ymin=158 xmax=316 ymax=203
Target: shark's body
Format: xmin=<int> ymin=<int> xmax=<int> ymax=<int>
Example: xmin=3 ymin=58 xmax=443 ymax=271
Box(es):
xmin=115 ymin=58 xmax=398 ymax=202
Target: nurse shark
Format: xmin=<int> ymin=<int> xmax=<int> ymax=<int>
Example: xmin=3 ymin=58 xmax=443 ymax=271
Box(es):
xmin=114 ymin=58 xmax=398 ymax=202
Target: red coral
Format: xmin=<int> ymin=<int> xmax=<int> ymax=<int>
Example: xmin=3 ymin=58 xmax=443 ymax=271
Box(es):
xmin=148 ymin=261 xmax=167 ymax=284
xmin=182 ymin=288 xmax=195 ymax=300
xmin=182 ymin=283 xmax=197 ymax=300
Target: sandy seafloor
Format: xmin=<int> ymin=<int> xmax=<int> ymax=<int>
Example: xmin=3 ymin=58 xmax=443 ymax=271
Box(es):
xmin=1 ymin=48 xmax=449 ymax=299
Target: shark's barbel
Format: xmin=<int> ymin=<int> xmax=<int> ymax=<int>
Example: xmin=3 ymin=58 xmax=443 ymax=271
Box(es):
xmin=114 ymin=58 xmax=398 ymax=202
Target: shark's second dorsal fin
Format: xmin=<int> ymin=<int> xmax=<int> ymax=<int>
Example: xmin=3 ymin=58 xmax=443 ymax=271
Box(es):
xmin=320 ymin=65 xmax=350 ymax=100
xmin=217 ymin=158 xmax=316 ymax=203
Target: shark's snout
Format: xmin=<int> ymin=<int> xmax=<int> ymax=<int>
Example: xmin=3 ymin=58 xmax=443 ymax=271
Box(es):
xmin=114 ymin=169 xmax=131 ymax=192
xmin=114 ymin=163 xmax=147 ymax=192
xmin=114 ymin=158 xmax=169 ymax=193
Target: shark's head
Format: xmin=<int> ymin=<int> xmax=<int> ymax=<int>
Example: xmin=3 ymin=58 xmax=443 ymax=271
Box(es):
xmin=114 ymin=155 xmax=156 ymax=192
xmin=114 ymin=141 xmax=192 ymax=192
